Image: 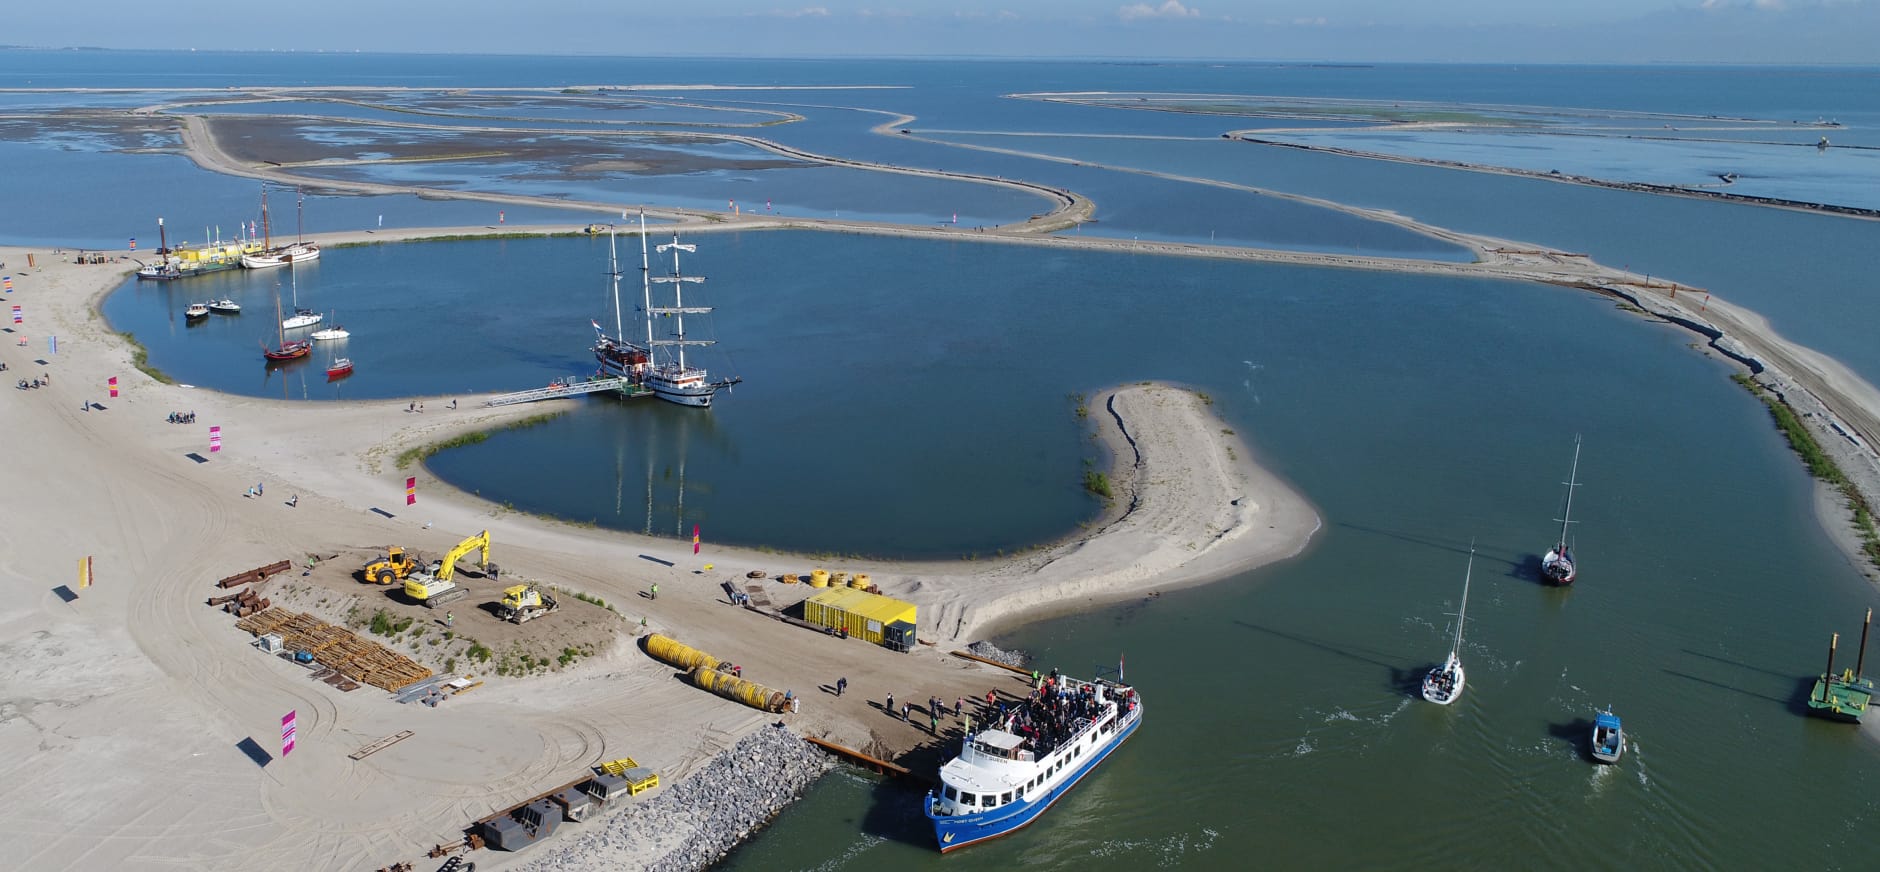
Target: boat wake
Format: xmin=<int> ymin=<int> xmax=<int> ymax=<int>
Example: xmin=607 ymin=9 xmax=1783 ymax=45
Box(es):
xmin=801 ymin=832 xmax=887 ymax=872
xmin=1083 ymin=825 xmax=1221 ymax=867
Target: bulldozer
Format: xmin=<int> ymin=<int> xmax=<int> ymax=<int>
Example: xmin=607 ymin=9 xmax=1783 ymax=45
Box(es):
xmin=403 ymin=530 xmax=499 ymax=609
xmin=498 ymin=582 xmax=559 ymax=624
xmin=363 ymin=546 xmax=423 ymax=586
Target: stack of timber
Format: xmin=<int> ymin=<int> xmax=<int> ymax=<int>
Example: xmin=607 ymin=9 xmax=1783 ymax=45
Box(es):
xmin=235 ymin=609 xmax=434 ymax=692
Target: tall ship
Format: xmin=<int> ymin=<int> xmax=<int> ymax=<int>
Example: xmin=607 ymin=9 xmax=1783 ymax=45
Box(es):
xmin=241 ymin=187 xmax=321 ymax=269
xmin=591 ymin=224 xmax=652 ymax=381
xmin=925 ymin=669 xmax=1141 ymax=852
xmin=1541 ymin=436 xmax=1582 ymax=585
xmin=637 ymin=220 xmax=741 ymax=407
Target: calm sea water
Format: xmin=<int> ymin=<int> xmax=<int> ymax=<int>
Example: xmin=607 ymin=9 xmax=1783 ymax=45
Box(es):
xmin=27 ymin=51 xmax=1880 ymax=869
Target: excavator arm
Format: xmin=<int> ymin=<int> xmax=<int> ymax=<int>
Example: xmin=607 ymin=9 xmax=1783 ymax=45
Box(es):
xmin=434 ymin=530 xmax=494 ymax=582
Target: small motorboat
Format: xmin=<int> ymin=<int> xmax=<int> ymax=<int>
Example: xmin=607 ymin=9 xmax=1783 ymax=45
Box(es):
xmin=185 ymin=303 xmax=210 ymax=320
xmin=207 ymin=299 xmax=241 ymax=314
xmin=326 ymin=357 xmax=354 ymax=379
xmin=1591 ymin=709 xmax=1624 ymax=764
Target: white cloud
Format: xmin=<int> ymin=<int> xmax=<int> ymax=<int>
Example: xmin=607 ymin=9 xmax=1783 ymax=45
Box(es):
xmin=769 ymin=6 xmax=829 ymax=16
xmin=1118 ymin=1 xmax=1200 ymax=22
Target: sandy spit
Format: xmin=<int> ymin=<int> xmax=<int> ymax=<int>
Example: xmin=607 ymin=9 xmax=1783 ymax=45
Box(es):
xmin=0 ymin=238 xmax=1314 ymax=871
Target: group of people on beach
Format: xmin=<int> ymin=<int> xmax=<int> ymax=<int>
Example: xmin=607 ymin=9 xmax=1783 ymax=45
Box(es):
xmin=166 ymin=411 xmax=197 ymax=424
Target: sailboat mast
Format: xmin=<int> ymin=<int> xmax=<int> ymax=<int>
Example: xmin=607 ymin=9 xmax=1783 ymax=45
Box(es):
xmin=1454 ymin=549 xmax=1473 ymax=656
xmin=670 ymin=234 xmax=687 ymax=372
xmin=157 ymin=217 xmax=167 ymax=255
xmin=640 ymin=213 xmax=654 ymax=355
xmin=608 ymin=226 xmax=623 ymax=343
xmin=260 ymin=188 xmax=272 ymax=250
xmin=296 ymin=190 xmax=305 ymax=243
xmin=1558 ymin=436 xmax=1582 ymax=548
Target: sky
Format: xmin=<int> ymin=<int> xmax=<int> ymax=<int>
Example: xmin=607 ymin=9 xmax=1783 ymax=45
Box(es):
xmin=8 ymin=1 xmax=1879 ymax=63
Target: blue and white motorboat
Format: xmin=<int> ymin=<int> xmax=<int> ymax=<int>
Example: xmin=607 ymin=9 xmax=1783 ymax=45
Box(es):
xmin=924 ymin=671 xmax=1141 ymax=852
xmin=1591 ymin=709 xmax=1624 ymax=764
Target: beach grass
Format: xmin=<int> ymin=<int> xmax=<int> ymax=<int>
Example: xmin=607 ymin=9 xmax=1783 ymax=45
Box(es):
xmin=1734 ymin=374 xmax=1880 ymax=569
xmin=396 ymin=410 xmax=565 ymax=470
xmin=117 ymin=331 xmax=174 ymax=384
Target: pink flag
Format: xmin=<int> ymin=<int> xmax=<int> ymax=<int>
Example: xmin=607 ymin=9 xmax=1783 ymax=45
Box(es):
xmin=281 ymin=710 xmax=297 ymax=756
xmin=209 ymin=425 xmax=222 ymax=453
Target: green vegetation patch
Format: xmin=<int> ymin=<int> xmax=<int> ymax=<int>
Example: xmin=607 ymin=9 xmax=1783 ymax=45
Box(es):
xmin=397 ymin=410 xmax=565 ymax=470
xmin=116 ymin=331 xmax=174 ymax=384
xmin=1734 ymin=374 xmax=1880 ymax=570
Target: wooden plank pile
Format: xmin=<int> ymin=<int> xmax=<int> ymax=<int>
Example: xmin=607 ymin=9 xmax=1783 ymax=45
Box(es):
xmin=235 ymin=609 xmax=433 ymax=692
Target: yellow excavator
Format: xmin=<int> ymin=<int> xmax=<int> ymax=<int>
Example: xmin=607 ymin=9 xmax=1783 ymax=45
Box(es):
xmin=363 ymin=546 xmax=423 ymax=586
xmin=403 ymin=530 xmax=499 ymax=609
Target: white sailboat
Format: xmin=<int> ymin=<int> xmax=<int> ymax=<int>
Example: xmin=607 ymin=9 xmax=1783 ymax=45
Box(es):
xmin=242 ymin=187 xmax=321 ymax=269
xmin=1541 ymin=436 xmax=1582 ymax=585
xmin=311 ymin=315 xmax=349 ymax=341
xmin=1422 ymin=546 xmax=1474 ymax=706
xmin=279 ymin=272 xmax=322 ymax=330
xmin=637 ymin=215 xmax=741 ymax=407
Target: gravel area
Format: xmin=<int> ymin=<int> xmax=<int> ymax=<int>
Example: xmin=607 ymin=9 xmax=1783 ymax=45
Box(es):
xmin=515 ymin=723 xmax=834 ymax=872
xmin=966 ymin=640 xmax=1028 ymax=668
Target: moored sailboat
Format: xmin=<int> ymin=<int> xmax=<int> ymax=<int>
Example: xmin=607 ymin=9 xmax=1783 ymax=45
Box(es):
xmin=1422 ymin=546 xmax=1473 ymax=705
xmin=326 ymin=357 xmax=354 ymax=379
xmin=1541 ymin=436 xmax=1583 ymax=585
xmin=592 ymin=223 xmax=651 ymax=382
xmin=639 ymin=219 xmax=741 ymax=407
xmin=262 ymin=293 xmax=311 ymax=362
xmin=242 ymin=188 xmax=321 ymax=269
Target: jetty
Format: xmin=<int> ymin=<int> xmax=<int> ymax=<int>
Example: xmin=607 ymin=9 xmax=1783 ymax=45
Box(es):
xmin=483 ymin=376 xmax=649 ymax=407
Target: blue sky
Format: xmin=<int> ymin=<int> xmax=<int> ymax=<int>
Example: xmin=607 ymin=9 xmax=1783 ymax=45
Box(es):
xmin=10 ymin=1 xmax=1879 ymax=63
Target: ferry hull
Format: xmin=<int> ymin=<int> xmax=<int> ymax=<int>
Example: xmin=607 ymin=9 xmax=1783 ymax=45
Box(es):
xmin=927 ymin=709 xmax=1141 ymax=853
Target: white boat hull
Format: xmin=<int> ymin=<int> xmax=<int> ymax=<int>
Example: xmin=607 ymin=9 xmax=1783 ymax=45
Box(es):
xmin=242 ymin=244 xmax=320 ymax=270
xmin=1422 ymin=655 xmax=1466 ymax=705
xmin=650 ymin=380 xmax=717 ymax=407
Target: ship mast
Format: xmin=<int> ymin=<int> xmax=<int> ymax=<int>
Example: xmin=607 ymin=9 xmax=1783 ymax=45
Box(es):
xmin=1555 ymin=435 xmax=1582 ymax=550
xmin=608 ymin=225 xmax=624 ymax=343
xmin=650 ymin=232 xmax=711 ymax=371
xmin=640 ymin=213 xmax=654 ymax=355
xmin=1452 ymin=546 xmax=1473 ymax=658
xmin=259 ymin=188 xmax=272 ymax=250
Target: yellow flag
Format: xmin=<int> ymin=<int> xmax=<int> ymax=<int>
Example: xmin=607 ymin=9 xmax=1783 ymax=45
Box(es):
xmin=77 ymin=556 xmax=92 ymax=589
xmin=703 ymin=563 xmax=715 ymax=571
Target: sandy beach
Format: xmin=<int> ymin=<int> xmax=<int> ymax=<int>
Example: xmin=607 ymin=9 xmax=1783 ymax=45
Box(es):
xmin=0 ymin=237 xmax=1315 ymax=870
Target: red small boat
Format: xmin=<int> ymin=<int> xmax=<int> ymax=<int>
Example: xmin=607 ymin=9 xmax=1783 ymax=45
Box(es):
xmin=263 ymin=340 xmax=311 ymax=361
xmin=326 ymin=357 xmax=353 ymax=379
xmin=263 ymin=293 xmax=312 ymax=362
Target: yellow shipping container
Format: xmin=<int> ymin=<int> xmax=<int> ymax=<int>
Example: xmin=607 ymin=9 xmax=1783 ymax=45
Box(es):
xmin=803 ymin=588 xmax=917 ymax=647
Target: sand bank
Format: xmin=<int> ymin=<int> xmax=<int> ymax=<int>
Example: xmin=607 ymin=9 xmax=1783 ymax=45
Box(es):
xmin=0 ymin=239 xmax=1313 ymax=870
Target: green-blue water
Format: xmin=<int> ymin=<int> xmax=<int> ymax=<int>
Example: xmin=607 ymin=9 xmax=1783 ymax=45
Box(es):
xmin=21 ymin=51 xmax=1880 ymax=869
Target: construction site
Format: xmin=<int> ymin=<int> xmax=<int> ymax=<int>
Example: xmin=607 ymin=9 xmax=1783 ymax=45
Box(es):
xmin=192 ymin=527 xmax=1048 ymax=872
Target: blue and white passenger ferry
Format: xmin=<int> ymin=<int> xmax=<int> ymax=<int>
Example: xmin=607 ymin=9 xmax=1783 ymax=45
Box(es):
xmin=924 ymin=672 xmax=1142 ymax=852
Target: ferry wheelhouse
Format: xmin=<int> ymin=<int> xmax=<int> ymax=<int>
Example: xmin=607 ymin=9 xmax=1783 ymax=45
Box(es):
xmin=924 ymin=673 xmax=1141 ymax=852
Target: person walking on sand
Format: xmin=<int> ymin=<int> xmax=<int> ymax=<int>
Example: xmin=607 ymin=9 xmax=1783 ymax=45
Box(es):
xmin=930 ymin=711 xmax=939 ymax=733
xmin=650 ymin=583 xmax=659 ymax=601
xmin=288 ymin=495 xmax=298 ymax=508
xmin=445 ymin=612 xmax=453 ymax=628
xmin=450 ymin=399 xmax=457 ymax=410
xmin=901 ymin=703 xmax=911 ymax=722
xmin=836 ymin=676 xmax=847 ymax=697
xmin=885 ymin=692 xmax=894 ymax=715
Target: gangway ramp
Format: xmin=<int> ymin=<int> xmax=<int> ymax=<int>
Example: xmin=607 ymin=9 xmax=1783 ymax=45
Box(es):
xmin=485 ymin=377 xmax=638 ymax=407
